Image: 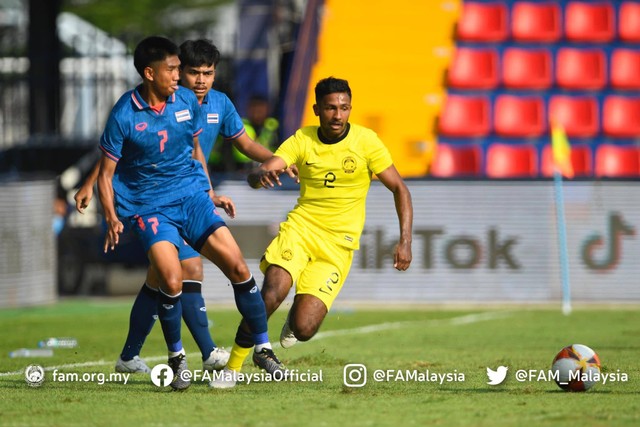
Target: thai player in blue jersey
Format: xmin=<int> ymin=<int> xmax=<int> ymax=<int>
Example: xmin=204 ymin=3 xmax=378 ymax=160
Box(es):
xmin=75 ymin=38 xmax=291 ymax=382
xmin=95 ymin=36 xmax=283 ymax=390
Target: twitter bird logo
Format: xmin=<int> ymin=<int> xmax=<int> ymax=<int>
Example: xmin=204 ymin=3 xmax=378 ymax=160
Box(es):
xmin=486 ymin=366 xmax=508 ymax=385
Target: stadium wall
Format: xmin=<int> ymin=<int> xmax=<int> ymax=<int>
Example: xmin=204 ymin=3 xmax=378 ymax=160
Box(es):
xmin=202 ymin=180 xmax=639 ymax=305
xmin=0 ymin=178 xmax=57 ymax=308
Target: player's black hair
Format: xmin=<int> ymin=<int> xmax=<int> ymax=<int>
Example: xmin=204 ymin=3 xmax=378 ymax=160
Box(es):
xmin=315 ymin=77 xmax=352 ymax=102
xmin=179 ymin=39 xmax=221 ymax=68
xmin=133 ymin=36 xmax=179 ymax=78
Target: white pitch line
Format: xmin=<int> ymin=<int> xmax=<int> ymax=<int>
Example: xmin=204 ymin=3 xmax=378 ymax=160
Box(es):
xmin=0 ymin=311 xmax=510 ymax=377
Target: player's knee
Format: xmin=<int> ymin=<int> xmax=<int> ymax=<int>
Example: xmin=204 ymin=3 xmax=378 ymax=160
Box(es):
xmin=181 ymin=259 xmax=203 ymax=281
xmin=225 ymin=260 xmax=251 ymax=284
xmin=162 ymin=274 xmax=183 ymax=295
xmin=293 ymin=323 xmax=318 ymax=342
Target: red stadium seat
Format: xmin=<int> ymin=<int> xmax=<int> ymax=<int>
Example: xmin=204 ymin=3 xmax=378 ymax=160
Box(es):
xmin=541 ymin=144 xmax=593 ymax=177
xmin=602 ymin=96 xmax=640 ymax=138
xmin=564 ymin=1 xmax=615 ymax=43
xmin=610 ymin=48 xmax=640 ymax=91
xmin=447 ymin=47 xmax=499 ymax=90
xmin=438 ymin=95 xmax=491 ymax=138
xmin=595 ymin=145 xmax=640 ymax=177
xmin=456 ymin=2 xmax=508 ymax=42
xmin=548 ymin=95 xmax=599 ymax=138
xmin=511 ymin=1 xmax=562 ymax=43
xmin=494 ymin=95 xmax=545 ymax=138
xmin=555 ymin=48 xmax=607 ymax=91
xmin=501 ymin=48 xmax=553 ymax=90
xmin=618 ymin=2 xmax=640 ymax=43
xmin=486 ymin=143 xmax=538 ymax=178
xmin=430 ymin=144 xmax=482 ymax=178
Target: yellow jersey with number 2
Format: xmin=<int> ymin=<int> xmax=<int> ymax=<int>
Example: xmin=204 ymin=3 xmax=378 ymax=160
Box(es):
xmin=274 ymin=123 xmax=393 ymax=250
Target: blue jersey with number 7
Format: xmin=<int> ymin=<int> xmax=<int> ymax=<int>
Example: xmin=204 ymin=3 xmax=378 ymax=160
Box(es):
xmin=100 ymin=85 xmax=209 ymax=217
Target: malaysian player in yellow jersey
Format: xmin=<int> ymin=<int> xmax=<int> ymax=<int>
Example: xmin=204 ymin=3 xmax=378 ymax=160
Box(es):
xmin=210 ymin=76 xmax=413 ymax=388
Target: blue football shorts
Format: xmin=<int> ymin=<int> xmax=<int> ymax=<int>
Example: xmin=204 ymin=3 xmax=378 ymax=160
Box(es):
xmin=127 ymin=190 xmax=226 ymax=255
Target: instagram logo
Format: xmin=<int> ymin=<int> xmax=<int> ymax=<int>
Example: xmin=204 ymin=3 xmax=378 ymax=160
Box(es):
xmin=343 ymin=364 xmax=367 ymax=387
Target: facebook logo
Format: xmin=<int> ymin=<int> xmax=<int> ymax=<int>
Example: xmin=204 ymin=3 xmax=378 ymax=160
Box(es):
xmin=150 ymin=364 xmax=174 ymax=387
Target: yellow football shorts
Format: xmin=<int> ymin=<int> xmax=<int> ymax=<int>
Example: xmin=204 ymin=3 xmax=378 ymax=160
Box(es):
xmin=260 ymin=221 xmax=354 ymax=310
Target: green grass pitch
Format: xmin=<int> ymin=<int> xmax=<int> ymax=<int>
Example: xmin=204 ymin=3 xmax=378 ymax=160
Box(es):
xmin=1 ymin=300 xmax=639 ymax=426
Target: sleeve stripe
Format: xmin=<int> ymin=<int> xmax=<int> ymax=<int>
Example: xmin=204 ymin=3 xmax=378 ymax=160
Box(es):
xmin=224 ymin=128 xmax=246 ymax=141
xmin=99 ymin=145 xmax=120 ymax=162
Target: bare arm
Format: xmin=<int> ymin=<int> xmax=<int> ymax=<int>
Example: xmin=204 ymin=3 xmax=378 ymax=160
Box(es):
xmin=233 ymin=132 xmax=298 ymax=182
xmin=232 ymin=132 xmax=273 ymax=163
xmin=97 ymin=155 xmax=123 ymax=253
xmin=73 ymin=160 xmax=100 ymax=213
xmin=193 ymin=136 xmax=236 ymax=218
xmin=247 ymin=156 xmax=289 ymax=189
xmin=376 ymin=165 xmax=413 ymax=271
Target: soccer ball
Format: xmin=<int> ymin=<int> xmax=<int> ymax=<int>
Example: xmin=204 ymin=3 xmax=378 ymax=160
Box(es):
xmin=551 ymin=344 xmax=601 ymax=392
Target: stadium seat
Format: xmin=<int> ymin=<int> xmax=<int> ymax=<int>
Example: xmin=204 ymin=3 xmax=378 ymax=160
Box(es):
xmin=541 ymin=144 xmax=593 ymax=177
xmin=501 ymin=47 xmax=553 ymax=90
xmin=548 ymin=95 xmax=599 ymax=138
xmin=494 ymin=95 xmax=545 ymax=138
xmin=486 ymin=143 xmax=538 ymax=178
xmin=447 ymin=47 xmax=499 ymax=90
xmin=555 ymin=48 xmax=607 ymax=91
xmin=602 ymin=95 xmax=640 ymax=138
xmin=511 ymin=1 xmax=562 ymax=43
xmin=456 ymin=2 xmax=508 ymax=42
xmin=618 ymin=2 xmax=640 ymax=43
xmin=595 ymin=145 xmax=640 ymax=177
xmin=564 ymin=1 xmax=615 ymax=43
xmin=610 ymin=48 xmax=640 ymax=91
xmin=438 ymin=95 xmax=491 ymax=138
xmin=430 ymin=143 xmax=482 ymax=178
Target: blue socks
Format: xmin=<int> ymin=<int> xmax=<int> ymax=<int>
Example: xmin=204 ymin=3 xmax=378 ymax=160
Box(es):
xmin=120 ymin=283 xmax=158 ymax=361
xmin=158 ymin=289 xmax=183 ymax=353
xmin=182 ymin=280 xmax=216 ymax=359
xmin=232 ymin=275 xmax=269 ymax=345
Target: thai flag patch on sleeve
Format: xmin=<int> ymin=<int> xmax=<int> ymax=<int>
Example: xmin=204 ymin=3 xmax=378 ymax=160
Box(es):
xmin=207 ymin=113 xmax=219 ymax=124
xmin=175 ymin=110 xmax=192 ymax=122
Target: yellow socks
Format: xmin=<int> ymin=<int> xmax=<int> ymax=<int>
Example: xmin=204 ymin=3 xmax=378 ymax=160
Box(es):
xmin=227 ymin=342 xmax=252 ymax=371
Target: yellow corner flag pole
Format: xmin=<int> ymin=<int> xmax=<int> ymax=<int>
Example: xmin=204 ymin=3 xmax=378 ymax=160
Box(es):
xmin=551 ymin=121 xmax=573 ymax=315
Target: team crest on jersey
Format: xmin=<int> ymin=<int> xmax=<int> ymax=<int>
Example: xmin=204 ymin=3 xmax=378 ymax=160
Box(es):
xmin=135 ymin=122 xmax=148 ymax=131
xmin=207 ymin=113 xmax=219 ymax=124
xmin=342 ymin=156 xmax=356 ymax=174
xmin=281 ymin=249 xmax=293 ymax=261
xmin=175 ymin=109 xmax=192 ymax=122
